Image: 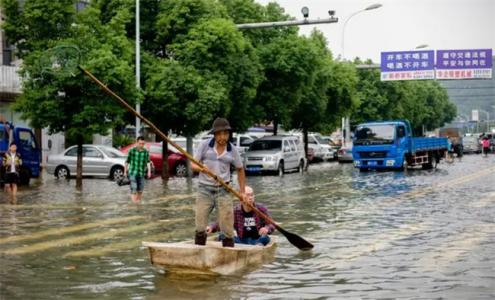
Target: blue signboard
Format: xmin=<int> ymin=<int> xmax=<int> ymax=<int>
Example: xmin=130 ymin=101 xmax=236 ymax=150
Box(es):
xmin=436 ymin=49 xmax=492 ymax=79
xmin=380 ymin=50 xmax=435 ymax=81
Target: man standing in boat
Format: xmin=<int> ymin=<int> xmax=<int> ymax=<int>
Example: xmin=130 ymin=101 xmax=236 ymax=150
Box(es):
xmin=207 ymin=186 xmax=275 ymax=246
xmin=192 ymin=118 xmax=246 ymax=247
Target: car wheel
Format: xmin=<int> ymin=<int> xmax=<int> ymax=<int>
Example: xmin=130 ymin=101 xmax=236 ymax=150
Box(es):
xmin=175 ymin=162 xmax=188 ymax=177
xmin=277 ymin=161 xmax=284 ymax=176
xmin=111 ymin=166 xmax=125 ymax=181
xmin=55 ymin=166 xmax=70 ymax=179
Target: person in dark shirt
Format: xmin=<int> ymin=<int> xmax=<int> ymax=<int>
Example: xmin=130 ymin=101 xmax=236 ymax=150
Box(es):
xmin=207 ymin=186 xmax=275 ymax=246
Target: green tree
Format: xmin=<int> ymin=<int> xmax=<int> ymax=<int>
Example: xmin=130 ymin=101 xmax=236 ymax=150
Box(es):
xmin=352 ymin=59 xmax=456 ymax=133
xmin=169 ymin=17 xmax=263 ymax=132
xmin=288 ymin=31 xmax=360 ymax=157
xmin=2 ymin=1 xmax=136 ymax=188
xmin=96 ymin=0 xmax=263 ymax=178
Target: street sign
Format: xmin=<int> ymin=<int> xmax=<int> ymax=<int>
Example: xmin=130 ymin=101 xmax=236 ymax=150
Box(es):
xmin=380 ymin=50 xmax=435 ymax=81
xmin=436 ymin=49 xmax=492 ymax=79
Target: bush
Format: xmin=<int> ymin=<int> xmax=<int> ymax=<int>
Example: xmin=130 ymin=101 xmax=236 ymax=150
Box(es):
xmin=113 ymin=134 xmax=134 ymax=148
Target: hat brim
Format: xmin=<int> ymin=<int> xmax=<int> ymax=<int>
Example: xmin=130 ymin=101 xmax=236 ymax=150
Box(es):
xmin=209 ymin=126 xmax=232 ymax=134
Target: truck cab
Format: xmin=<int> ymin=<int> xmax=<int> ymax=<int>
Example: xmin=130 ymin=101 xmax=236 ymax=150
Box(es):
xmin=0 ymin=122 xmax=41 ymax=185
xmin=352 ymin=120 xmax=447 ymax=171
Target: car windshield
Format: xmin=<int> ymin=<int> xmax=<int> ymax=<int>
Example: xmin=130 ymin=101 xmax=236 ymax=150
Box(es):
xmin=249 ymin=140 xmax=282 ymax=151
xmin=314 ymin=135 xmax=328 ymax=144
xmin=354 ymin=125 xmax=395 ymax=145
xmin=100 ymin=146 xmax=126 ymax=158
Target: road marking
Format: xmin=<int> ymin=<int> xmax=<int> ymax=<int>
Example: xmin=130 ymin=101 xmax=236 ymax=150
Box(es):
xmin=0 ymin=216 xmax=144 ymax=244
xmin=316 ymin=223 xmax=427 ymax=269
xmin=63 ymin=227 xmax=192 ymax=258
xmin=3 ymin=222 xmax=162 ymax=255
xmin=417 ymin=223 xmax=495 ymax=273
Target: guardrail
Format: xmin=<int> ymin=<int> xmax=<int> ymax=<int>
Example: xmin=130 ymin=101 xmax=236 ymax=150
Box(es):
xmin=0 ymin=65 xmax=21 ymax=94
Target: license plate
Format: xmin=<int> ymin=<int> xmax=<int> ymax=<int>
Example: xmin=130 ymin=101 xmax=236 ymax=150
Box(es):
xmin=247 ymin=167 xmax=261 ymax=172
xmin=368 ymin=161 xmax=377 ymax=166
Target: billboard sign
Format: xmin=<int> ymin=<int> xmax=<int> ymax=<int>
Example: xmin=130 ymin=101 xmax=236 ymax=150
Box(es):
xmin=380 ymin=50 xmax=435 ymax=81
xmin=436 ymin=49 xmax=492 ymax=79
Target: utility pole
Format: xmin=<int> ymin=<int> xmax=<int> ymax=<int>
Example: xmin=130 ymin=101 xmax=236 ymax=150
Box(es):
xmin=135 ymin=0 xmax=141 ymax=138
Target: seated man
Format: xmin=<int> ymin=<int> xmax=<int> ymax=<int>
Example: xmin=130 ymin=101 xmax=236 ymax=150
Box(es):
xmin=207 ymin=186 xmax=275 ymax=246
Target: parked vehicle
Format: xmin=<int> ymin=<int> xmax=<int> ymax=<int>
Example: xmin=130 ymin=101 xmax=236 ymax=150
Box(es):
xmin=307 ymin=134 xmax=336 ymax=161
xmin=320 ymin=135 xmax=341 ymax=156
xmin=232 ymin=133 xmax=256 ymax=155
xmin=337 ymin=142 xmax=353 ymax=163
xmin=462 ymin=135 xmax=481 ymax=154
xmin=46 ymin=145 xmax=127 ymax=180
xmin=121 ymin=142 xmax=189 ymax=177
xmin=0 ymin=122 xmax=41 ymax=185
xmin=243 ymin=135 xmax=306 ymax=175
xmin=197 ymin=133 xmax=256 ymax=155
xmin=352 ymin=120 xmax=448 ymax=171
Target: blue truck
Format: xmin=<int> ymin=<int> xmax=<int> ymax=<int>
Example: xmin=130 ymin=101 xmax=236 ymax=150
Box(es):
xmin=0 ymin=122 xmax=41 ymax=185
xmin=352 ymin=120 xmax=448 ymax=171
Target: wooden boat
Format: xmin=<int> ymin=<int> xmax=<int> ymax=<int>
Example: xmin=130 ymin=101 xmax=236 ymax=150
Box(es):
xmin=142 ymin=238 xmax=277 ymax=275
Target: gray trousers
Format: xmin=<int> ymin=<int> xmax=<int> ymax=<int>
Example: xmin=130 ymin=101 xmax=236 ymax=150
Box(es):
xmin=195 ymin=184 xmax=234 ymax=239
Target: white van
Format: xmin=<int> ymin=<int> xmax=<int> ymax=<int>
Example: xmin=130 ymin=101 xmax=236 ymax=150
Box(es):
xmin=243 ymin=135 xmax=307 ymax=176
xmin=308 ymin=134 xmax=336 ymax=161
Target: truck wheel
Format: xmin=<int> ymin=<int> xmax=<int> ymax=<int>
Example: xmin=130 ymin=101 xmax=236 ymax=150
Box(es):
xmin=402 ymin=157 xmax=409 ymax=171
xmin=55 ymin=166 xmax=70 ymax=179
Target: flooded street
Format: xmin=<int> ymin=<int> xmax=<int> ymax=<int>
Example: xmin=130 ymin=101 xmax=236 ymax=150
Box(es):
xmin=1 ymin=155 xmax=494 ymax=299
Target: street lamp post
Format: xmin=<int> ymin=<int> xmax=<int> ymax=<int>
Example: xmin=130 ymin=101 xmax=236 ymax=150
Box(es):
xmin=340 ymin=3 xmax=382 ymax=145
xmin=341 ymin=3 xmax=382 ymax=60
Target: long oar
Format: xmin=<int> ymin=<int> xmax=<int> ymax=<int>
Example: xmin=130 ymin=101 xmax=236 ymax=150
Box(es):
xmin=78 ymin=67 xmax=313 ymax=251
xmin=39 ymin=45 xmax=313 ymax=250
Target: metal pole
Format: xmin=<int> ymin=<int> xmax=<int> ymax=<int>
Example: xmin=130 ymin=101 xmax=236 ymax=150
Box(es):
xmin=236 ymin=17 xmax=338 ymax=29
xmin=341 ymin=10 xmax=364 ymax=60
xmin=135 ymin=0 xmax=141 ymax=138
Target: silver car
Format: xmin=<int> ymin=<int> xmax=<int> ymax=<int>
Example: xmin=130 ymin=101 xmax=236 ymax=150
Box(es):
xmin=46 ymin=145 xmax=127 ymax=180
xmin=243 ymin=136 xmax=306 ymax=175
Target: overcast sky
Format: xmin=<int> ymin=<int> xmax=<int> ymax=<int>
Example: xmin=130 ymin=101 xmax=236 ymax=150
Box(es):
xmin=256 ymin=0 xmax=495 ymax=63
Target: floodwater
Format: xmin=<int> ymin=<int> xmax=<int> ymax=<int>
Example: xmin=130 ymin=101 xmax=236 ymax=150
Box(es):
xmin=1 ymin=155 xmax=494 ymax=299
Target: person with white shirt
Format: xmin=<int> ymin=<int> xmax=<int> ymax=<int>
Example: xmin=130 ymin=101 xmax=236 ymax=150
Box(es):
xmin=191 ymin=118 xmax=247 ymax=247
xmin=3 ymin=142 xmax=22 ymax=197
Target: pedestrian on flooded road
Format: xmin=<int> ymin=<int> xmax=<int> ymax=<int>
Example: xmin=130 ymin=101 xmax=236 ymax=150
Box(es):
xmin=3 ymin=142 xmax=21 ymax=198
xmin=481 ymin=137 xmax=490 ymax=157
xmin=192 ymin=118 xmax=246 ymax=248
xmin=124 ymin=136 xmax=151 ymax=203
xmin=207 ymin=186 xmax=275 ymax=246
